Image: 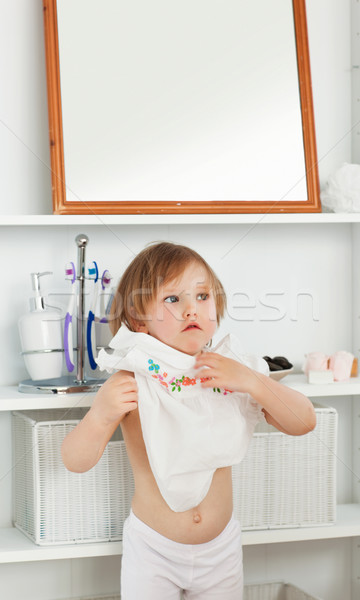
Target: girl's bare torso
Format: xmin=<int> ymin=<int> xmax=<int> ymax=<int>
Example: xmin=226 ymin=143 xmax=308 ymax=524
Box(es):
xmin=121 ymin=408 xmax=233 ymax=544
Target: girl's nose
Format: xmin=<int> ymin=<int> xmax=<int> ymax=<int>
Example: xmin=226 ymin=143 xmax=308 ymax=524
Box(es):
xmin=183 ymin=297 xmax=197 ymax=318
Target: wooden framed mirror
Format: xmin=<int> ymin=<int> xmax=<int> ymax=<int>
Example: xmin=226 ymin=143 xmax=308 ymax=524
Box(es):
xmin=43 ymin=0 xmax=320 ymax=214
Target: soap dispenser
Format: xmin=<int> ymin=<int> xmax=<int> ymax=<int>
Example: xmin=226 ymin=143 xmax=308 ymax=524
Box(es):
xmin=18 ymin=272 xmax=63 ymax=380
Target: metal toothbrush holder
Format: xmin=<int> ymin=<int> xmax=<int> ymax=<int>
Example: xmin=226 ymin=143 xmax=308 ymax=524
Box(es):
xmin=18 ymin=234 xmax=107 ymax=394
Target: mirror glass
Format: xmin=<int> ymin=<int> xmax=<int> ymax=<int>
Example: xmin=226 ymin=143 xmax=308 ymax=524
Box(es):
xmin=45 ymin=0 xmax=320 ymax=213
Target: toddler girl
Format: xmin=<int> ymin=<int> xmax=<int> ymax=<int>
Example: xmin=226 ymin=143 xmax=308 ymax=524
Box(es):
xmin=61 ymin=242 xmax=316 ymax=599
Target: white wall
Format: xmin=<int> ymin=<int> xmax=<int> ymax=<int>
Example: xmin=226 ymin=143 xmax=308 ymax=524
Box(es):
xmin=0 ymin=0 xmax=353 ymax=216
xmin=0 ymin=1 xmax=52 ymax=215
xmin=1 ymin=221 xmax=353 ymax=387
xmin=307 ymin=0 xmax=352 ymax=187
xmin=0 ymin=1 xmax=355 ymax=599
xmin=0 ymin=0 xmax=353 ymax=386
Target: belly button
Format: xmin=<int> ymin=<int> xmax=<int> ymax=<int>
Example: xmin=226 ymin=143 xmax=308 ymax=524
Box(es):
xmin=193 ymin=513 xmax=202 ymax=524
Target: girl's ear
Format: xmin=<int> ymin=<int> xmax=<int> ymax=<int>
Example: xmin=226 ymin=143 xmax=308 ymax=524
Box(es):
xmin=128 ymin=306 xmax=149 ymax=333
xmin=131 ymin=318 xmax=149 ymax=334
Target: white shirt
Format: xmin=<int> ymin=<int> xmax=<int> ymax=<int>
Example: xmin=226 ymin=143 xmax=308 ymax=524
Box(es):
xmin=97 ymin=326 xmax=268 ymax=512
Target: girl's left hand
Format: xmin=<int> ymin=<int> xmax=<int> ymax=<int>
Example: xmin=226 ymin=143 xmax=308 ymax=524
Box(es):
xmin=195 ymin=352 xmax=258 ymax=394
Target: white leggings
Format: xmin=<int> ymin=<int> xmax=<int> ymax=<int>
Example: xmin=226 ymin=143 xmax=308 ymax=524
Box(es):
xmin=121 ymin=511 xmax=243 ymax=600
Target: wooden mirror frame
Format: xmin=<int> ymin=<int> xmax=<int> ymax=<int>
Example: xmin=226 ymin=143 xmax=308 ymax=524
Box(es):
xmin=43 ymin=0 xmax=320 ymax=215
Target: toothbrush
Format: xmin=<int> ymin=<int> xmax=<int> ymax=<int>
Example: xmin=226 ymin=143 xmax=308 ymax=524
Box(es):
xmin=64 ymin=262 xmax=76 ymax=373
xmin=99 ymin=269 xmax=112 ymax=322
xmin=87 ymin=261 xmax=99 ymax=370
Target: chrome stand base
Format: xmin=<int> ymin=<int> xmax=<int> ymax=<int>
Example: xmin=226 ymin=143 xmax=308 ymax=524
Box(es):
xmin=18 ymin=375 xmax=105 ymax=395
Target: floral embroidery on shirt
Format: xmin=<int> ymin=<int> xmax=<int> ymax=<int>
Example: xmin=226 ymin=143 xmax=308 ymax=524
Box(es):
xmin=148 ymin=359 xmax=160 ymax=374
xmin=147 ymin=358 xmax=232 ymax=395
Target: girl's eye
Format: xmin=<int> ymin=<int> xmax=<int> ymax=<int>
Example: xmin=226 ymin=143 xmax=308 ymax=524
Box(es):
xmin=164 ymin=295 xmax=179 ymax=303
xmin=197 ymin=293 xmax=208 ymax=301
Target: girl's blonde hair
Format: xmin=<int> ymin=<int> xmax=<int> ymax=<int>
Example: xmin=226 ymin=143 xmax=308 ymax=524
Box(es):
xmin=109 ymin=242 xmax=226 ymax=334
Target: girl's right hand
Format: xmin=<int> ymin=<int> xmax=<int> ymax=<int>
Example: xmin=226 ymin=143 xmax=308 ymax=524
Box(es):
xmin=90 ymin=370 xmax=138 ymax=427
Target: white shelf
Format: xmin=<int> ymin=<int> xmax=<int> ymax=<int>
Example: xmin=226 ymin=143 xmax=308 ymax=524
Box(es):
xmin=1 ymin=375 xmax=359 ymax=412
xmin=242 ymin=504 xmax=360 ymax=545
xmin=0 ymin=528 xmax=122 ymax=564
xmin=280 ymin=374 xmax=360 ymax=397
xmin=2 ymin=212 xmax=360 ymax=227
xmin=1 ymin=504 xmax=358 ymax=563
xmin=0 ymin=386 xmax=95 ymax=411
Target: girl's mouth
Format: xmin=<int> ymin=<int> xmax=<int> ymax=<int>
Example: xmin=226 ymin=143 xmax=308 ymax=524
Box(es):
xmin=183 ymin=323 xmax=200 ymax=331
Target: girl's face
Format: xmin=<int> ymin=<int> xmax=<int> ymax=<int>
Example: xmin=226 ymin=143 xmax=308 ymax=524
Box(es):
xmin=136 ymin=262 xmax=218 ymax=355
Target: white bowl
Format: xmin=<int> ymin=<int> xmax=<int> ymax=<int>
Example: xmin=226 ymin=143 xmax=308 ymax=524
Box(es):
xmin=269 ymin=367 xmax=294 ymax=381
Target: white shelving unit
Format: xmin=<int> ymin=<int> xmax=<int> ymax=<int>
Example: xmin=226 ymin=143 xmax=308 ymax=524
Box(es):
xmin=1 ymin=212 xmax=359 ymax=599
xmin=1 ymin=372 xmax=359 ymax=564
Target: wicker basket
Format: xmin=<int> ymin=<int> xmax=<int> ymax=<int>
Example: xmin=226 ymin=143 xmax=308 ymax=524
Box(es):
xmin=12 ymin=408 xmax=134 ymax=545
xmin=232 ymin=404 xmax=337 ymax=530
xmin=12 ymin=403 xmax=337 ymax=546
xmin=243 ymin=582 xmax=322 ymax=600
xmin=58 ymin=581 xmax=322 ymax=600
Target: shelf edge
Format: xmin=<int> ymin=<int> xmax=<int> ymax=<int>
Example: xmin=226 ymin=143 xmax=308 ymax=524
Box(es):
xmin=1 ymin=213 xmax=360 ymax=227
xmin=1 ymin=505 xmax=359 ymax=562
